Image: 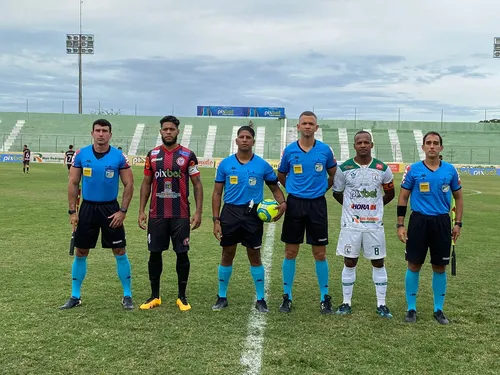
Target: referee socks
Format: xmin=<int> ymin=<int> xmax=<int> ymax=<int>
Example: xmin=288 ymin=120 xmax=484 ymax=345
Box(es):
xmin=432 ymin=271 xmax=447 ymax=312
xmin=250 ymin=265 xmax=265 ymax=300
xmin=282 ymin=258 xmax=296 ymax=301
xmin=115 ymin=254 xmax=132 ymax=297
xmin=71 ymin=256 xmax=87 ymax=299
xmin=218 ymin=265 xmax=233 ymax=298
xmin=405 ymin=269 xmax=420 ymax=311
xmin=315 ymin=260 xmax=329 ymax=302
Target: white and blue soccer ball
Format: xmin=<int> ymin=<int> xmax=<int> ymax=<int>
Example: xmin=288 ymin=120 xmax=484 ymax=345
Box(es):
xmin=257 ymin=199 xmax=279 ymax=222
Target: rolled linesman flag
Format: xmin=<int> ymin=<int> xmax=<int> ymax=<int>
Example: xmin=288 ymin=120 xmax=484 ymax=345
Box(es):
xmin=451 ymin=196 xmax=457 ymax=276
xmin=69 ymin=188 xmax=81 ymax=256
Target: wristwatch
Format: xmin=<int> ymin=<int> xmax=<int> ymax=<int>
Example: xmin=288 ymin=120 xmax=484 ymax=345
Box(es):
xmin=68 ymin=209 xmax=77 ymax=215
xmin=120 ymin=208 xmax=128 ymax=213
xmin=212 ymin=216 xmax=220 ymax=223
xmin=454 ymin=221 xmax=462 ymax=228
xmin=396 ymin=224 xmax=405 ymax=228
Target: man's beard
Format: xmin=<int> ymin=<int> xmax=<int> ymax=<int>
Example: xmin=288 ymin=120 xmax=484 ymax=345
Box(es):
xmin=162 ymin=135 xmax=178 ymax=147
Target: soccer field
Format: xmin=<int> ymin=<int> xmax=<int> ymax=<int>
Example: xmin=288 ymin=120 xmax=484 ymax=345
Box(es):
xmin=0 ymin=163 xmax=498 ymax=375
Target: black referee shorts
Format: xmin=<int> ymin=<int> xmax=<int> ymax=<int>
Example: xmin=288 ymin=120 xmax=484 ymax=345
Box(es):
xmin=281 ymin=194 xmax=328 ymax=246
xmin=147 ymin=218 xmax=190 ymax=253
xmin=74 ymin=200 xmax=126 ymax=249
xmin=405 ymin=212 xmax=452 ymax=266
xmin=219 ymin=204 xmax=263 ymax=249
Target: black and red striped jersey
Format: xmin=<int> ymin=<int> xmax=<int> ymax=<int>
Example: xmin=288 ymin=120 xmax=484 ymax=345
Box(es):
xmin=144 ymin=145 xmax=200 ymax=219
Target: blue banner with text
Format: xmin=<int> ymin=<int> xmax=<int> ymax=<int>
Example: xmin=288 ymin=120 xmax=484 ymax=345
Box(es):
xmin=197 ymin=106 xmax=285 ymax=118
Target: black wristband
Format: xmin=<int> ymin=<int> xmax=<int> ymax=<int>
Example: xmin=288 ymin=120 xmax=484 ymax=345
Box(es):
xmin=212 ymin=216 xmax=220 ymax=223
xmin=397 ymin=205 xmax=407 ymax=217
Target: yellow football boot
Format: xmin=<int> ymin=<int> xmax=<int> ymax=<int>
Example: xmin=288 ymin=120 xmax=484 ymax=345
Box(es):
xmin=140 ymin=297 xmax=161 ymax=310
xmin=176 ymin=297 xmax=191 ymax=311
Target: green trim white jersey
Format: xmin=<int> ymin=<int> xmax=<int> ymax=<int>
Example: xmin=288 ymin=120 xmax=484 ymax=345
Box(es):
xmin=333 ymin=158 xmax=393 ymax=231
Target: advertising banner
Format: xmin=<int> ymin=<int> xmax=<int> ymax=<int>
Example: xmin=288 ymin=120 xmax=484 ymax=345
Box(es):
xmin=455 ymin=165 xmax=500 ymax=176
xmin=197 ymin=106 xmax=285 ymax=118
xmin=0 ymin=152 xmax=23 ymax=163
xmin=31 ymin=152 xmax=66 ymax=163
xmin=130 ymin=156 xmax=223 ymax=168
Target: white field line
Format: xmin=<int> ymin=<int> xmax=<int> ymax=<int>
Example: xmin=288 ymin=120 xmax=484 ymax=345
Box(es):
xmin=240 ymin=222 xmax=276 ymax=375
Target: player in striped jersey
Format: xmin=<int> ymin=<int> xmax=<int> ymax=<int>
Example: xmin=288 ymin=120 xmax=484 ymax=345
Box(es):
xmin=138 ymin=115 xmax=203 ymax=311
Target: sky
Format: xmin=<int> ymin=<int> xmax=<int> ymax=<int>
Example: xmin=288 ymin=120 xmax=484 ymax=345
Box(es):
xmin=1 ymin=0 xmax=500 ymax=121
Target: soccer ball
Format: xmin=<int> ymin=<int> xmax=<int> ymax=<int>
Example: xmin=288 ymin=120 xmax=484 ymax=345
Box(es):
xmin=257 ymin=199 xmax=279 ymax=222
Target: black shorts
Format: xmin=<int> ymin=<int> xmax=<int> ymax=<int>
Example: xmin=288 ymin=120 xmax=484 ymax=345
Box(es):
xmin=220 ymin=204 xmax=263 ymax=249
xmin=405 ymin=212 xmax=452 ymax=266
xmin=281 ymin=194 xmax=328 ymax=246
xmin=23 ymin=161 xmax=29 ymax=165
xmin=74 ymin=200 xmax=126 ymax=249
xmin=147 ymin=218 xmax=190 ymax=253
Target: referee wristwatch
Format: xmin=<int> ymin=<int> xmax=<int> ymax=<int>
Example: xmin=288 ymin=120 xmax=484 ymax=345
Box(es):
xmin=120 ymin=207 xmax=128 ymax=213
xmin=212 ymin=216 xmax=220 ymax=223
xmin=68 ymin=209 xmax=77 ymax=215
xmin=454 ymin=221 xmax=462 ymax=228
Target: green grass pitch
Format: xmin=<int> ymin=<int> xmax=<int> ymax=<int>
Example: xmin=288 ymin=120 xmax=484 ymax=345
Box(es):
xmin=0 ymin=163 xmax=498 ymax=374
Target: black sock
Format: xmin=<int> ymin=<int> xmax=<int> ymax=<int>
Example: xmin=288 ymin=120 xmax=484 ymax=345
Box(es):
xmin=148 ymin=252 xmax=163 ymax=299
xmin=23 ymin=167 xmax=25 ymax=173
xmin=176 ymin=252 xmax=190 ymax=299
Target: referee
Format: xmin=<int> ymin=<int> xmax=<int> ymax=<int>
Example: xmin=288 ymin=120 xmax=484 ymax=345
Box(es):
xmin=60 ymin=119 xmax=135 ymax=310
xmin=277 ymin=111 xmax=337 ymax=314
xmin=397 ymin=131 xmax=463 ymax=324
xmin=212 ymin=126 xmax=286 ymax=312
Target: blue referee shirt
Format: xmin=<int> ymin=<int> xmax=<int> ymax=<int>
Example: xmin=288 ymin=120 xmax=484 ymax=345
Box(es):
xmin=278 ymin=140 xmax=336 ymax=199
xmin=215 ymin=154 xmax=278 ymax=205
xmin=401 ymin=160 xmax=461 ymax=216
xmin=72 ymin=145 xmax=130 ymax=202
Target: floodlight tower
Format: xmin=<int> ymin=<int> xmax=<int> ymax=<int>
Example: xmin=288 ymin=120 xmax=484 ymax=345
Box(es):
xmin=65 ymin=0 xmax=94 ymax=114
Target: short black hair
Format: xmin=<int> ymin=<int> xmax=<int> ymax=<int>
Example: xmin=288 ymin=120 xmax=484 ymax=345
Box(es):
xmin=160 ymin=115 xmax=180 ymax=128
xmin=354 ymin=130 xmax=372 ymax=142
xmin=23 ymin=144 xmax=27 ymax=147
xmin=237 ymin=125 xmax=255 ymax=138
xmin=423 ymin=131 xmax=443 ymax=146
xmin=69 ymin=145 xmax=73 ymax=149
xmin=92 ymin=119 xmax=112 ymax=131
xmin=299 ymin=110 xmax=317 ymax=119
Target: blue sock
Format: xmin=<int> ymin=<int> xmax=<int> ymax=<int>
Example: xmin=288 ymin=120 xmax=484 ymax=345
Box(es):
xmin=218 ymin=265 xmax=233 ymax=298
xmin=315 ymin=260 xmax=329 ymax=301
xmin=432 ymin=271 xmax=447 ymax=312
xmin=250 ymin=265 xmax=265 ymax=300
xmin=71 ymin=256 xmax=87 ymax=299
xmin=115 ymin=254 xmax=132 ymax=297
xmin=405 ymin=269 xmax=420 ymax=311
xmin=282 ymin=258 xmax=296 ymax=300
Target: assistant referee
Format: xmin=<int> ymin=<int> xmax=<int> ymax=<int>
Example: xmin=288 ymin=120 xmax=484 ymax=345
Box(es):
xmin=397 ymin=131 xmax=463 ymax=325
xmin=60 ymin=119 xmax=135 ymax=310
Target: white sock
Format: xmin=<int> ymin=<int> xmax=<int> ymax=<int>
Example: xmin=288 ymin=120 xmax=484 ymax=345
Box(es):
xmin=342 ymin=266 xmax=356 ymax=305
xmin=373 ymin=266 xmax=388 ymax=307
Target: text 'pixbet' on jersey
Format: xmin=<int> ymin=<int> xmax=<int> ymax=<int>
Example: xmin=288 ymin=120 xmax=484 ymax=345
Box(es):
xmin=154 ymin=169 xmax=183 ymax=179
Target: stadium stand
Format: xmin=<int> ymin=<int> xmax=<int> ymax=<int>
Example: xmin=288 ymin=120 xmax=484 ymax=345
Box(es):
xmin=1 ymin=112 xmax=498 ymax=165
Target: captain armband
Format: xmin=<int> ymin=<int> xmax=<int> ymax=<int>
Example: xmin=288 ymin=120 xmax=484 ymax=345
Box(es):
xmin=397 ymin=205 xmax=407 ymax=217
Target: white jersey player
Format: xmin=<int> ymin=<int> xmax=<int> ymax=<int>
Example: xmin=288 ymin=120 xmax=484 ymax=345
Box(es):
xmin=332 ymin=131 xmax=395 ymax=318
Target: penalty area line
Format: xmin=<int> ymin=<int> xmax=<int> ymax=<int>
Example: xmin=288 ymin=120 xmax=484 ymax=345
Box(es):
xmin=239 ymin=222 xmax=276 ymax=375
